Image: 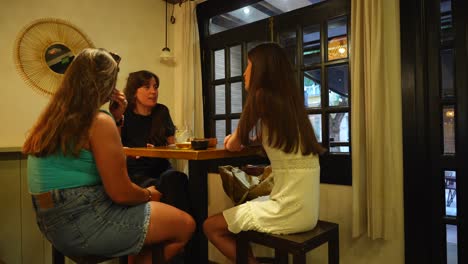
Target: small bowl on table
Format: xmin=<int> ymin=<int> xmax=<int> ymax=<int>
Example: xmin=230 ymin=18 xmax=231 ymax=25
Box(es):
xmin=175 ymin=142 xmax=192 ymax=149
xmin=191 ymin=139 xmax=209 ymax=150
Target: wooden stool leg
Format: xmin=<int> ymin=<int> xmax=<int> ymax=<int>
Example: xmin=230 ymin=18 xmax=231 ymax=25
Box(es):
xmin=52 ymin=247 xmax=65 ymax=264
xmin=292 ymin=253 xmax=306 ymax=264
xmin=236 ymin=234 xmax=249 ymax=264
xmin=119 ymin=255 xmax=129 ymax=264
xmin=328 ymin=229 xmax=340 ymax=264
xmin=275 ymin=249 xmax=288 ymax=264
xmin=152 ymin=244 xmax=165 ymax=264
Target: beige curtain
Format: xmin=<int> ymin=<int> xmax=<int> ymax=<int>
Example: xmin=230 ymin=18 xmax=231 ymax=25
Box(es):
xmin=350 ymin=0 xmax=404 ymax=240
xmin=173 ymin=1 xmax=204 ymax=138
xmin=172 ymin=1 xmax=203 ymax=172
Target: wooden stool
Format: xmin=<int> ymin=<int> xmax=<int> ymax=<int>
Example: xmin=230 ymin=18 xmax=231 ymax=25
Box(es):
xmin=52 ymin=246 xmax=128 ymax=264
xmin=236 ymin=220 xmax=339 ymax=264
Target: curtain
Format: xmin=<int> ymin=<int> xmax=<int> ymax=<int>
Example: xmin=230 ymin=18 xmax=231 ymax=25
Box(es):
xmin=172 ymin=1 xmax=204 ymax=172
xmin=173 ymin=1 xmax=204 ymax=138
xmin=350 ymin=0 xmax=404 ymax=240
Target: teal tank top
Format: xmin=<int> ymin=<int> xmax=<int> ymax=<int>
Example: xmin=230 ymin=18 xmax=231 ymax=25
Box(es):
xmin=28 ymin=149 xmax=102 ymax=193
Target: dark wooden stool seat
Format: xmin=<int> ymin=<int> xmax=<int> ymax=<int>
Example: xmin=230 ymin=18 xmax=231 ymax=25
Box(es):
xmin=236 ymin=220 xmax=339 ymax=264
xmin=52 ymin=246 xmax=128 ymax=264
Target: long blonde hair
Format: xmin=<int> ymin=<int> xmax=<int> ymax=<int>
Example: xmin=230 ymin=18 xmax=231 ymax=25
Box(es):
xmin=23 ymin=48 xmax=119 ymax=157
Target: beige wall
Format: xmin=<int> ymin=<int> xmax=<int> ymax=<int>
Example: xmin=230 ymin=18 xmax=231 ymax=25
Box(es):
xmin=0 ymin=0 xmax=175 ymax=148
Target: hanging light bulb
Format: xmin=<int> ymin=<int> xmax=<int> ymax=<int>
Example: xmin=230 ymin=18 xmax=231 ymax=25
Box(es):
xmin=160 ymin=0 xmax=174 ymax=62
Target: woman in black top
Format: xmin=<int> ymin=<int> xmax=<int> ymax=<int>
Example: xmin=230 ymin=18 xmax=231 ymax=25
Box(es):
xmin=121 ymin=70 xmax=190 ymax=213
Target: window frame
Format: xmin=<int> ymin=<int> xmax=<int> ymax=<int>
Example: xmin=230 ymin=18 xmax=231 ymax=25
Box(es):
xmin=197 ymin=0 xmax=351 ymax=185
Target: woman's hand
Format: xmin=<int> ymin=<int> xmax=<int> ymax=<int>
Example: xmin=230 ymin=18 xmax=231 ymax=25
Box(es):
xmin=146 ymin=186 xmax=162 ymax=202
xmin=109 ymin=89 xmax=128 ymax=122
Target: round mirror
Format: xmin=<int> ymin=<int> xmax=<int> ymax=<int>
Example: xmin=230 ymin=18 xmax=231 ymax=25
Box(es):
xmin=14 ymin=18 xmax=94 ymax=96
xmin=45 ymin=44 xmax=74 ymax=74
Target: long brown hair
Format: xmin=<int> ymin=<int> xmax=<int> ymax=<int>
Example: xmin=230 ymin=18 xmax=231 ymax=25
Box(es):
xmin=123 ymin=70 xmax=173 ymax=146
xmin=238 ymin=43 xmax=325 ymax=155
xmin=23 ymin=48 xmax=119 ymax=157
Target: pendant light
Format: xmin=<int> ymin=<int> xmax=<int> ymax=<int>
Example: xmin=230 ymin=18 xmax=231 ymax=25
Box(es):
xmin=160 ymin=0 xmax=174 ymax=62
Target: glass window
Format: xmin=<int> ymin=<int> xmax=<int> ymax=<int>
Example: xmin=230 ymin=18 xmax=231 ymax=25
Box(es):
xmin=444 ymin=170 xmax=457 ymax=217
xmin=308 ymin=114 xmax=322 ymax=142
xmin=329 ymin=112 xmax=349 ymax=153
xmin=215 ymin=85 xmax=226 ymax=114
xmin=216 ymin=120 xmax=226 ymax=145
xmin=440 ymin=49 xmax=454 ymax=98
xmin=303 ymin=24 xmax=321 ymax=66
xmin=209 ymin=0 xmax=327 ymax=35
xmin=214 ymin=49 xmax=225 ymax=80
xmin=327 ymin=16 xmax=348 ymax=61
xmin=328 ymin=64 xmax=349 ymax=107
xmin=440 ymin=0 xmax=453 ymax=44
xmin=442 ymin=106 xmax=455 ymax=154
xmin=280 ymin=30 xmax=297 ymax=65
xmin=304 ymin=69 xmax=321 ymax=108
xmin=231 ymin=82 xmax=243 ymax=113
xmin=230 ymin=45 xmax=242 ymax=77
xmin=446 ymin=224 xmax=457 ymax=263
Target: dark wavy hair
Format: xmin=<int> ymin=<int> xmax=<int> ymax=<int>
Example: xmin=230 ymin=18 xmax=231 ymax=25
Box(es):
xmin=23 ymin=48 xmax=119 ymax=157
xmin=123 ymin=70 xmax=174 ymax=146
xmin=237 ymin=43 xmax=325 ymax=155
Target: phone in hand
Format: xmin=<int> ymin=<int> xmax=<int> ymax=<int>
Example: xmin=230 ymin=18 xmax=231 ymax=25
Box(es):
xmin=109 ymin=100 xmax=119 ymax=110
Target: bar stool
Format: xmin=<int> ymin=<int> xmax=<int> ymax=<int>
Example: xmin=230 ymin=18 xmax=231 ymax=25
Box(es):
xmin=236 ymin=220 xmax=339 ymax=264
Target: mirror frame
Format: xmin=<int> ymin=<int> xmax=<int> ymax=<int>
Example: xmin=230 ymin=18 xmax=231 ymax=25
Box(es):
xmin=14 ymin=18 xmax=94 ymax=96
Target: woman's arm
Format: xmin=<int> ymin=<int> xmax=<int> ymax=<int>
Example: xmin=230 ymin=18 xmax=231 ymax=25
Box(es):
xmin=224 ymin=129 xmax=243 ymax=152
xmin=90 ymin=112 xmax=160 ymax=205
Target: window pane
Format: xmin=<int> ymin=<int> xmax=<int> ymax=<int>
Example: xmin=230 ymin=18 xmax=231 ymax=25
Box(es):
xmin=231 ymin=82 xmax=243 ymax=113
xmin=216 ymin=120 xmax=226 ymax=145
xmin=327 ymin=16 xmax=348 ymax=61
xmin=445 ymin=170 xmax=457 ymax=217
xmin=440 ymin=0 xmax=453 ymax=44
xmin=443 ymin=106 xmax=455 ymax=154
xmin=214 ymin=49 xmax=225 ymax=80
xmin=280 ymin=30 xmax=297 ymax=65
xmin=440 ymin=49 xmax=454 ymax=98
xmin=215 ymin=85 xmax=226 ymax=114
xmin=446 ymin=224 xmax=457 ymax=264
xmin=304 ymin=69 xmax=321 ymax=108
xmin=303 ymin=24 xmax=321 ymax=65
xmin=208 ymin=0 xmax=327 ymax=35
xmin=230 ymin=45 xmax=242 ymax=77
xmin=308 ymin=114 xmax=322 ymax=142
xmin=328 ymin=64 xmax=349 ymax=107
xmin=231 ymin=119 xmax=239 ymax=133
xmin=329 ymin=112 xmax=349 ymax=153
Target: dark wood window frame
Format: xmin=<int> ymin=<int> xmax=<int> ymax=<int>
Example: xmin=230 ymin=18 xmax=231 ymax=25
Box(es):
xmin=197 ymin=0 xmax=351 ymax=185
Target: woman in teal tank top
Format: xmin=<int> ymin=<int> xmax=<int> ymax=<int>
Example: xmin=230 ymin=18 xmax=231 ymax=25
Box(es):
xmin=23 ymin=48 xmax=195 ymax=263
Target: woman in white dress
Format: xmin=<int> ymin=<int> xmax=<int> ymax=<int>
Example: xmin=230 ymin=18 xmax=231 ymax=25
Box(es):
xmin=203 ymin=42 xmax=326 ymax=264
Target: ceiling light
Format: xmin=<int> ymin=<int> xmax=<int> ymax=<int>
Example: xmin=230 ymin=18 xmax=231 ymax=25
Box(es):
xmin=243 ymin=7 xmax=250 ymax=15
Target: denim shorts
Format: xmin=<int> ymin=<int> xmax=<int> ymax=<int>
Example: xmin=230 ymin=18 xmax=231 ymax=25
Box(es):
xmin=31 ymin=185 xmax=150 ymax=257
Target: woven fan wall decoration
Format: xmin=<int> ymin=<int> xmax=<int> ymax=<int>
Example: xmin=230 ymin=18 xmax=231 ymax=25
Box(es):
xmin=14 ymin=18 xmax=94 ymax=96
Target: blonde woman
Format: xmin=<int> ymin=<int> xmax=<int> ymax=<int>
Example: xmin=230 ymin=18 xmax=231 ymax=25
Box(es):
xmin=23 ymin=48 xmax=194 ymax=263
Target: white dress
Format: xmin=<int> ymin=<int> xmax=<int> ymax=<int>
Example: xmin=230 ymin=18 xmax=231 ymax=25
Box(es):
xmin=223 ymin=131 xmax=320 ymax=235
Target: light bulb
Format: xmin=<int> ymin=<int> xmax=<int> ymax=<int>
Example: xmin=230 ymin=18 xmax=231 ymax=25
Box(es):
xmin=160 ymin=47 xmax=174 ymax=61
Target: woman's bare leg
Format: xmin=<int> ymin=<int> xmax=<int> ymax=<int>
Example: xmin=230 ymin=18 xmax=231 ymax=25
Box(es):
xmin=135 ymin=201 xmax=195 ymax=263
xmin=203 ymin=213 xmax=258 ymax=264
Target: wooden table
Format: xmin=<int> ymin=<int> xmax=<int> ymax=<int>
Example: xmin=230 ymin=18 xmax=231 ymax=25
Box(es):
xmin=123 ymin=145 xmax=265 ymax=264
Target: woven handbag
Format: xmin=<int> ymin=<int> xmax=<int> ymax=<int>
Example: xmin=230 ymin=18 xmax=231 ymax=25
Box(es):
xmin=218 ymin=165 xmax=274 ymax=205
